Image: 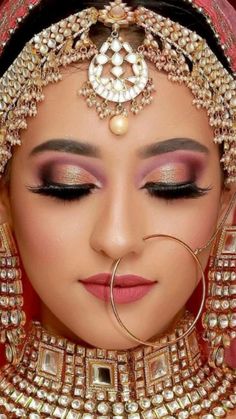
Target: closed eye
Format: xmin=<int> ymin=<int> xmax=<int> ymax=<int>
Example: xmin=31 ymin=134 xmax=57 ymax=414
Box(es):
xmin=142 ymin=181 xmax=211 ymax=200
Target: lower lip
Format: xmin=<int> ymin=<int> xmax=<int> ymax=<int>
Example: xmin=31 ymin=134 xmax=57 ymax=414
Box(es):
xmin=81 ymin=283 xmax=156 ymax=303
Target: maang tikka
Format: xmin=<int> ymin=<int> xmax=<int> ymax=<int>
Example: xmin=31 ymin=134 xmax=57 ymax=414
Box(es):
xmin=79 ymin=1 xmax=155 ymax=136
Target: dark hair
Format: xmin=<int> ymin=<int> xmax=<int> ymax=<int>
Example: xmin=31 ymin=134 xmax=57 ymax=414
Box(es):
xmin=0 ymin=0 xmax=233 ymax=77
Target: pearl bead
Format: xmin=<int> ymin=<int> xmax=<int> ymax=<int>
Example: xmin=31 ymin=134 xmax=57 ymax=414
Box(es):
xmin=109 ymin=115 xmax=129 ymax=136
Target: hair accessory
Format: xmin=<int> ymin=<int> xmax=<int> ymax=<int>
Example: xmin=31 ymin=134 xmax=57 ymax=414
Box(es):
xmin=0 ymin=1 xmax=236 ymax=182
xmin=202 ymin=225 xmax=236 ymax=369
xmin=110 ymin=233 xmax=206 ymax=349
xmin=0 ymin=223 xmax=26 ymax=365
xmin=79 ymin=1 xmax=155 ymax=136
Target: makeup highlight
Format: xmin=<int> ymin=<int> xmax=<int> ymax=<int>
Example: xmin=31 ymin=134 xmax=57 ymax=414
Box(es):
xmin=136 ymin=150 xmax=208 ymax=187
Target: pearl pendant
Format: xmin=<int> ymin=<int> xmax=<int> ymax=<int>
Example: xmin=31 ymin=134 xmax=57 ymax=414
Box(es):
xmin=109 ymin=115 xmax=129 ymax=136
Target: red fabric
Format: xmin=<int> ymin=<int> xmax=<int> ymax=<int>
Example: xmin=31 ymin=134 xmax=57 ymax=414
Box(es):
xmin=193 ymin=0 xmax=236 ymax=72
xmin=0 ymin=0 xmax=41 ymax=56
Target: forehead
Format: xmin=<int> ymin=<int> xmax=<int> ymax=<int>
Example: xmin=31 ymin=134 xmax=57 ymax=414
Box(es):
xmin=19 ymin=65 xmax=215 ymax=155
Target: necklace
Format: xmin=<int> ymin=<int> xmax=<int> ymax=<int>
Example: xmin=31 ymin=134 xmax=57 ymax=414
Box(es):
xmin=0 ymin=312 xmax=235 ymax=419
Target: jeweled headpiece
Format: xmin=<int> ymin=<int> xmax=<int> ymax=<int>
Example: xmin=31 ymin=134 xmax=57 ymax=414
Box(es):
xmin=0 ymin=0 xmax=236 ymax=183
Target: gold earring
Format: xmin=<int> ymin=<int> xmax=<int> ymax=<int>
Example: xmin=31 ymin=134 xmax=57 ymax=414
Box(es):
xmin=0 ymin=223 xmax=26 ymax=364
xmin=202 ymin=225 xmax=236 ymax=368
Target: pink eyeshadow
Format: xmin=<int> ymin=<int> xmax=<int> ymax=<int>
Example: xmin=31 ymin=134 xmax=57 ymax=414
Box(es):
xmin=35 ymin=154 xmax=106 ymax=186
xmin=136 ymin=151 xmax=208 ymax=186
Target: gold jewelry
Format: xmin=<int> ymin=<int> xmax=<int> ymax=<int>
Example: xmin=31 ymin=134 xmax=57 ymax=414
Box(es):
xmin=0 ymin=312 xmax=235 ymax=418
xmin=110 ymin=233 xmax=206 ymax=349
xmin=0 ymin=1 xmax=235 ymax=182
xmin=202 ymin=225 xmax=236 ymax=369
xmin=0 ymin=223 xmax=26 ymax=365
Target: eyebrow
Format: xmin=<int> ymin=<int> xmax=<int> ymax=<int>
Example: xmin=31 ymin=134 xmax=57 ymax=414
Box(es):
xmin=30 ymin=139 xmax=101 ymax=158
xmin=30 ymin=137 xmax=209 ymax=159
xmin=137 ymin=138 xmax=209 ymax=158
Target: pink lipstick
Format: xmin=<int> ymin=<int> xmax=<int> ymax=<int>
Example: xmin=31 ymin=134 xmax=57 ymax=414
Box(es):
xmin=79 ymin=273 xmax=157 ymax=304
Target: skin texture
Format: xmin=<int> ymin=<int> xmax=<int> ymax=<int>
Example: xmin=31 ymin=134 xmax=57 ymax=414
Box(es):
xmin=0 ymin=65 xmax=235 ymax=360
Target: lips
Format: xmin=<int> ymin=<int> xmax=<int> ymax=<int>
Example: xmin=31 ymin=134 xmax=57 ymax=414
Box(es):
xmin=79 ymin=273 xmax=157 ymax=304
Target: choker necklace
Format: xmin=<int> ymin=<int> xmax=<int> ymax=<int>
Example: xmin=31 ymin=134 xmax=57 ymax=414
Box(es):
xmin=0 ymin=312 xmax=235 ymax=419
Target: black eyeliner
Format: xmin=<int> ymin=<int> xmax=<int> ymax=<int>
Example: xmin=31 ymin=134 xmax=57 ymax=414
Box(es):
xmin=27 ymin=183 xmax=97 ymax=202
xmin=142 ymin=181 xmax=211 ymax=200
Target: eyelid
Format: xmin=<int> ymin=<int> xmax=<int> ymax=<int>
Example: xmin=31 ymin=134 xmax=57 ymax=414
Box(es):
xmin=40 ymin=164 xmax=102 ymax=187
xmin=142 ymin=164 xmax=192 ymax=186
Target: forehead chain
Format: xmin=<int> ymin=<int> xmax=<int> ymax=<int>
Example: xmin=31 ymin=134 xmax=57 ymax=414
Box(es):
xmin=0 ymin=0 xmax=235 ymax=183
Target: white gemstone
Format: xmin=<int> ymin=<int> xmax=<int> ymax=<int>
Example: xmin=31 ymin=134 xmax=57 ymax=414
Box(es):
xmin=212 ymin=406 xmax=226 ymax=417
xmin=96 ymin=85 xmax=104 ymax=95
xmin=101 ymin=77 xmax=110 ymax=85
xmin=119 ymin=92 xmax=125 ymax=102
xmin=107 ymin=91 xmax=115 ymax=101
xmin=163 ymin=390 xmax=174 ymax=401
xmin=123 ymin=42 xmax=133 ymax=53
xmin=139 ymin=82 xmax=146 ymax=89
xmin=94 ymin=65 xmax=103 ymax=78
xmin=139 ymin=399 xmax=151 ymax=409
xmin=113 ymin=79 xmax=123 ymax=92
xmin=218 ymin=314 xmax=229 ymax=329
xmin=133 ymin=63 xmax=142 ymax=76
xmin=113 ymin=92 xmax=120 ymax=102
xmin=124 ymin=90 xmax=131 ymax=101
xmin=96 ymin=54 xmax=109 ymax=65
xmin=97 ymin=402 xmax=109 ymax=414
xmin=126 ymin=402 xmax=139 ymax=413
xmin=134 ymin=85 xmax=141 ymax=94
xmin=126 ymin=53 xmax=138 ymax=64
xmin=178 ymin=412 xmax=189 ymax=419
xmin=129 ymin=87 xmax=138 ymax=99
xmin=100 ymin=42 xmax=109 ymax=54
xmin=92 ymin=81 xmax=99 ymax=89
xmin=66 ymin=412 xmax=80 ymax=419
xmin=112 ymin=53 xmax=123 ymax=66
xmin=29 ymin=415 xmax=41 ymax=419
xmin=127 ymin=76 xmax=137 ymax=84
xmin=113 ymin=403 xmax=124 ymax=414
xmin=102 ymin=90 xmax=109 ymax=99
xmin=111 ymin=66 xmax=124 ymax=78
xmin=141 ymin=411 xmax=154 ymax=418
xmin=155 ymin=406 xmax=168 ymax=416
xmin=111 ymin=39 xmax=122 ymax=52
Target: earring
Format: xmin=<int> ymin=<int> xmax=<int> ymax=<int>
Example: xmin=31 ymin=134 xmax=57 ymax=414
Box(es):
xmin=0 ymin=223 xmax=26 ymax=364
xmin=202 ymin=225 xmax=236 ymax=368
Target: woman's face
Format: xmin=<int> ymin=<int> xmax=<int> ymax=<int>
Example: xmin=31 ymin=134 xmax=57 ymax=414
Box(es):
xmin=2 ymin=65 xmax=232 ymax=349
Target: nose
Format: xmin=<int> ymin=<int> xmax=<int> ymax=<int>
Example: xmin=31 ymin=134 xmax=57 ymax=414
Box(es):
xmin=89 ymin=186 xmax=145 ymax=261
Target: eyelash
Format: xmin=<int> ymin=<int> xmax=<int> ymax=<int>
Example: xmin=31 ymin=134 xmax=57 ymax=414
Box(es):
xmin=28 ymin=183 xmax=98 ymax=202
xmin=142 ymin=182 xmax=211 ymax=200
xmin=28 ymin=180 xmax=210 ymax=202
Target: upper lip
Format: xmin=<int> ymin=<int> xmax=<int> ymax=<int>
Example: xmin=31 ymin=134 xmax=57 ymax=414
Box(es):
xmin=79 ymin=273 xmax=157 ymax=287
